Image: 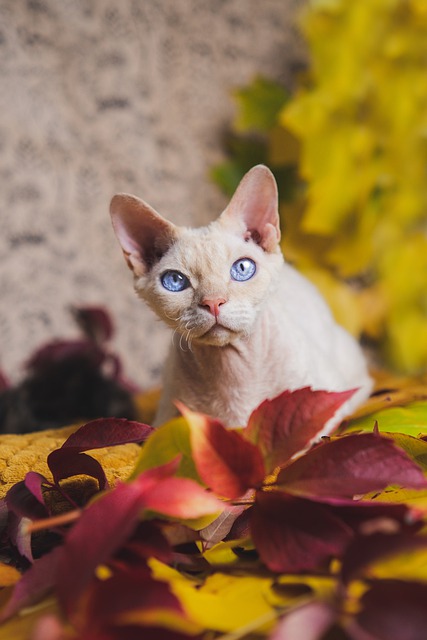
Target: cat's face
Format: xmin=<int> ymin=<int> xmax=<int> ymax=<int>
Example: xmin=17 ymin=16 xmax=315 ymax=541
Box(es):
xmin=110 ymin=165 xmax=283 ymax=347
xmin=137 ymin=221 xmax=282 ymax=346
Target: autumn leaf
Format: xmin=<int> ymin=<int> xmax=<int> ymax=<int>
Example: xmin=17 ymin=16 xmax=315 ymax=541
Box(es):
xmin=48 ymin=417 xmax=153 ymax=488
xmin=180 ymin=404 xmax=265 ymax=499
xmin=351 ymin=580 xmax=427 ymax=640
xmin=250 ymin=491 xmax=352 ymax=573
xmin=56 ymin=459 xmax=223 ymax=616
xmin=244 ymin=387 xmax=357 ymax=471
xmin=276 ymin=433 xmax=427 ymax=499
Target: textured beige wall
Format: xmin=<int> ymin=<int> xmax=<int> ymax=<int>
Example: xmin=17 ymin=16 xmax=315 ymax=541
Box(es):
xmin=0 ymin=0 xmax=305 ymax=389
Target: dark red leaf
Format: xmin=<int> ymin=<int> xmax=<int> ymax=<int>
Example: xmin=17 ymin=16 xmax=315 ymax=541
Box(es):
xmin=48 ymin=450 xmax=107 ymax=489
xmin=81 ymin=566 xmax=184 ymax=634
xmin=245 ymin=387 xmax=357 ymax=471
xmin=47 ymin=418 xmax=153 ymax=487
xmin=120 ymin=522 xmax=173 ymax=565
xmin=250 ymin=491 xmax=352 ymax=573
xmin=277 ymin=433 xmax=427 ymax=499
xmin=341 ymin=532 xmax=427 ymax=586
xmin=59 ymin=417 xmax=153 ymax=450
xmin=180 ymin=403 xmax=265 ymax=499
xmin=271 ymin=602 xmax=336 ymax=640
xmin=56 ymin=481 xmax=150 ymax=616
xmin=0 ymin=546 xmax=61 ymax=621
xmin=351 ymin=580 xmax=427 ymax=640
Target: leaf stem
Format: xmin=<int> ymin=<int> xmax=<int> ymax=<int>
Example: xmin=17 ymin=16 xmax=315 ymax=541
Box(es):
xmin=26 ymin=509 xmax=82 ymax=533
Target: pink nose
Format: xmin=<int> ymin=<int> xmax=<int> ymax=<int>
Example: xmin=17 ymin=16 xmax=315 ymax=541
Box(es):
xmin=201 ymin=298 xmax=226 ymax=318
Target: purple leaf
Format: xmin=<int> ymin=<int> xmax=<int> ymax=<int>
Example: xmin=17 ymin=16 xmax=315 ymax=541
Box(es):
xmin=245 ymin=387 xmax=357 ymax=471
xmin=0 ymin=546 xmax=61 ymax=621
xmin=277 ymin=433 xmax=427 ymax=499
xmin=250 ymin=491 xmax=352 ymax=573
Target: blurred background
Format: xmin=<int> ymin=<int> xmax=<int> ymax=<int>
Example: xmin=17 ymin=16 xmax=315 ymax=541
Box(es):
xmin=1 ymin=0 xmax=427 ymax=417
xmin=0 ymin=0 xmax=304 ymax=391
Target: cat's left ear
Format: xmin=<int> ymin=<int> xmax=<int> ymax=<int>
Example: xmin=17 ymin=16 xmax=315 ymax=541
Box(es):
xmin=220 ymin=165 xmax=281 ymax=252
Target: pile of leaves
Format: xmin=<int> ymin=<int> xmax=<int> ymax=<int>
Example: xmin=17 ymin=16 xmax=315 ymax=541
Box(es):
xmin=212 ymin=0 xmax=427 ymax=374
xmin=0 ymin=306 xmax=137 ymax=434
xmin=2 ymin=381 xmax=427 ymax=639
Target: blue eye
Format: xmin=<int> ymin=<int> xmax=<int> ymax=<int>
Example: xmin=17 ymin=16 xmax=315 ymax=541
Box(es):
xmin=230 ymin=258 xmax=256 ymax=282
xmin=161 ymin=270 xmax=190 ymax=292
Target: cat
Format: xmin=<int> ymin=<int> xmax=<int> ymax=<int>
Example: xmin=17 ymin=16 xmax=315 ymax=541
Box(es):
xmin=110 ymin=165 xmax=373 ymax=433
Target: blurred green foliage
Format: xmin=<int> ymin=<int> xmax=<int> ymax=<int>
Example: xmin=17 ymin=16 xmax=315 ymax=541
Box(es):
xmin=211 ymin=0 xmax=427 ymax=374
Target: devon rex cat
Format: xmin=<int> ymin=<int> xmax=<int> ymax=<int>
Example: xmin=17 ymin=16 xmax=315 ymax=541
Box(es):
xmin=110 ymin=165 xmax=372 ymax=431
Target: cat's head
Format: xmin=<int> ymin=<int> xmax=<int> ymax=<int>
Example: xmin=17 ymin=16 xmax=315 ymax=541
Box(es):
xmin=110 ymin=165 xmax=283 ymax=347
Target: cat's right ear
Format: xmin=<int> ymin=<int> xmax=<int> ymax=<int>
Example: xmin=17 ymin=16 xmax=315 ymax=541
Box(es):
xmin=110 ymin=194 xmax=178 ymax=277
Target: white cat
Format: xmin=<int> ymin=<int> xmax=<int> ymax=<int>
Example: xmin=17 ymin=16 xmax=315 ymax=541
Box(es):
xmin=110 ymin=165 xmax=372 ymax=431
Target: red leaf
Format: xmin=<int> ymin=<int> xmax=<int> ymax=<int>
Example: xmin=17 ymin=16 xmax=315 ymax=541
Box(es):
xmin=351 ymin=580 xmax=427 ymax=640
xmin=0 ymin=547 xmax=61 ymax=621
xmin=48 ymin=450 xmax=107 ymax=489
xmin=81 ymin=566 xmax=184 ymax=634
xmin=277 ymin=433 xmax=427 ymax=499
xmin=250 ymin=491 xmax=352 ymax=573
xmin=141 ymin=477 xmax=223 ymax=519
xmin=59 ymin=417 xmax=153 ymax=450
xmin=48 ymin=418 xmax=153 ymax=487
xmin=179 ymin=403 xmax=265 ymax=499
xmin=244 ymin=387 xmax=357 ymax=471
xmin=57 ymin=460 xmax=222 ymax=616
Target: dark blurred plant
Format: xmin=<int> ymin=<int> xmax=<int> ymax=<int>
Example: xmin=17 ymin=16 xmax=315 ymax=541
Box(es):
xmin=0 ymin=306 xmax=137 ymax=434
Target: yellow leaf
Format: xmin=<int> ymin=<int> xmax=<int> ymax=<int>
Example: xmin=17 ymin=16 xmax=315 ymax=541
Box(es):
xmin=130 ymin=417 xmax=199 ymax=482
xmin=148 ymin=559 xmax=325 ymax=634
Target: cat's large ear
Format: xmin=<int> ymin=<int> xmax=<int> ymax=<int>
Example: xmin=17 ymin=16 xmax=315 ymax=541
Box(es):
xmin=221 ymin=165 xmax=280 ymax=252
xmin=110 ymin=194 xmax=178 ymax=277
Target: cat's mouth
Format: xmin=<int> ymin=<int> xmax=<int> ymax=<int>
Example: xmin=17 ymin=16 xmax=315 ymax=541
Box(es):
xmin=195 ymin=322 xmax=238 ymax=346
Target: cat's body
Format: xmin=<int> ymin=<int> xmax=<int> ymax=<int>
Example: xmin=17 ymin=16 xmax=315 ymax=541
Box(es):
xmin=110 ymin=165 xmax=372 ymax=431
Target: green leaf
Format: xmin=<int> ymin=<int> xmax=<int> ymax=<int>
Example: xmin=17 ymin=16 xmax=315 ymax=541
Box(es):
xmin=130 ymin=417 xmax=200 ymax=483
xmin=346 ymin=402 xmax=427 ymax=437
xmin=233 ymin=76 xmax=289 ymax=133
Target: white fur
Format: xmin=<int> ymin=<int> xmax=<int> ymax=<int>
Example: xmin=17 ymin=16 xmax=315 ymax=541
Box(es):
xmin=110 ymin=166 xmax=373 ymax=431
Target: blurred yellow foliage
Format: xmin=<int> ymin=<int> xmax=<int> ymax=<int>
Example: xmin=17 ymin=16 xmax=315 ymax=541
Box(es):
xmin=214 ymin=0 xmax=427 ymax=373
